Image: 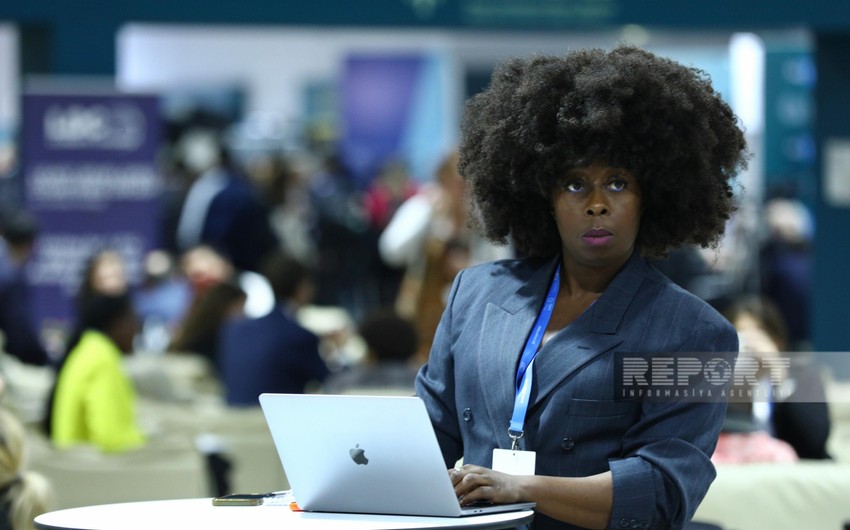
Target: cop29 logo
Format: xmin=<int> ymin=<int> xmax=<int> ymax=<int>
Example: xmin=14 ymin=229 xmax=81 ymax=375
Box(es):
xmin=43 ymin=102 xmax=146 ymax=151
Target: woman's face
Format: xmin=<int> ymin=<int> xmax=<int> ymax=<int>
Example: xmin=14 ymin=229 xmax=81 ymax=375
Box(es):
xmin=551 ymin=163 xmax=642 ymax=272
xmin=90 ymin=251 xmax=128 ymax=295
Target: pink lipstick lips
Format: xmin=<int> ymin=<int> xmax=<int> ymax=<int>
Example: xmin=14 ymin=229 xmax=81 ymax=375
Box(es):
xmin=582 ymin=228 xmax=613 ymax=246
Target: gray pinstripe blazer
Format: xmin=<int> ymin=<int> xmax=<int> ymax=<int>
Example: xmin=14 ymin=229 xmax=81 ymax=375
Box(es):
xmin=415 ymin=252 xmax=738 ymax=530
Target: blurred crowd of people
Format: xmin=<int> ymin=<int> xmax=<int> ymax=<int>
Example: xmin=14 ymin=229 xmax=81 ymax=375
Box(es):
xmin=0 ymin=125 xmax=511 ymax=457
xmin=0 ymin=118 xmax=829 ymax=493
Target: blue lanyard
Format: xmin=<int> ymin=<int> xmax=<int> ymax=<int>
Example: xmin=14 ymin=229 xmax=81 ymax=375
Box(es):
xmin=508 ymin=262 xmax=561 ymax=449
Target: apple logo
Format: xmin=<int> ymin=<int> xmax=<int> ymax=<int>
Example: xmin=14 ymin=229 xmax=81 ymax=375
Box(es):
xmin=349 ymin=444 xmax=369 ymax=465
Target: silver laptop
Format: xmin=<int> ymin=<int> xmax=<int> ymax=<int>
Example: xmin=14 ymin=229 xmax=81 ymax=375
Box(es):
xmin=258 ymin=393 xmax=536 ymax=517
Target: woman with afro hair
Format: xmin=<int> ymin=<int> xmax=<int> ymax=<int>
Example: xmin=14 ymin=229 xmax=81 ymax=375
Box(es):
xmin=415 ymin=45 xmax=747 ymax=530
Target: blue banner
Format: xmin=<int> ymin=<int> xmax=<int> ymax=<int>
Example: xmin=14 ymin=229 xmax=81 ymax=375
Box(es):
xmin=21 ymin=91 xmax=162 ymax=344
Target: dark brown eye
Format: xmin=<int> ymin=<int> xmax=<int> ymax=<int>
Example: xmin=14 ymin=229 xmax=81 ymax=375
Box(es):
xmin=563 ymin=179 xmax=585 ymax=193
xmin=607 ymin=179 xmax=628 ymax=192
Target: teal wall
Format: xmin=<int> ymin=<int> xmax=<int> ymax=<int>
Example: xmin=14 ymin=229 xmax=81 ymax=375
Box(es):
xmin=763 ymin=44 xmax=816 ymax=207
xmin=813 ymin=34 xmax=850 ymax=368
xmin=4 ymin=1 xmax=850 ymax=75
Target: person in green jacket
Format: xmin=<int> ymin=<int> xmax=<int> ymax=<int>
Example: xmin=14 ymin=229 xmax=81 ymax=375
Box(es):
xmin=44 ymin=292 xmax=145 ymax=453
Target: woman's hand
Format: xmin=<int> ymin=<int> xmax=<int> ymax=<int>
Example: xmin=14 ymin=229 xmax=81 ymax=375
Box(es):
xmin=449 ymin=464 xmax=526 ymax=505
xmin=449 ymin=465 xmax=614 ymax=529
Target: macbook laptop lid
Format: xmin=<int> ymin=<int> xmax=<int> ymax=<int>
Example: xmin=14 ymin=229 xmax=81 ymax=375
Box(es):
xmin=258 ymin=393 xmax=535 ymax=517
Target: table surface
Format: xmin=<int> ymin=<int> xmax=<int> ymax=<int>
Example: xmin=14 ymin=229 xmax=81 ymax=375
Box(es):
xmin=34 ymin=498 xmax=535 ymax=530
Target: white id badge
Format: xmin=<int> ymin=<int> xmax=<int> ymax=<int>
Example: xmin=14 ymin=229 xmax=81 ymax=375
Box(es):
xmin=492 ymin=448 xmax=536 ymax=475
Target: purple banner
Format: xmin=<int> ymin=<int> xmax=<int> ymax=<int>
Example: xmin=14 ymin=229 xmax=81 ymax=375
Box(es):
xmin=339 ymin=54 xmax=424 ymax=189
xmin=21 ymin=91 xmax=162 ymax=343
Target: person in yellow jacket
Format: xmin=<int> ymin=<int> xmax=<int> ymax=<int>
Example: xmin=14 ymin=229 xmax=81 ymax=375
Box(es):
xmin=44 ymin=292 xmax=145 ymax=453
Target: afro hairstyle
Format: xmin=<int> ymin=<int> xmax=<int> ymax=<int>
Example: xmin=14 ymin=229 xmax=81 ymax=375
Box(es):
xmin=459 ymin=44 xmax=748 ymax=259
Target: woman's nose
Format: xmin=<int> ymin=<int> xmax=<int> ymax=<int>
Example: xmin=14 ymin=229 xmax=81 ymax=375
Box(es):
xmin=585 ymin=188 xmax=609 ymax=216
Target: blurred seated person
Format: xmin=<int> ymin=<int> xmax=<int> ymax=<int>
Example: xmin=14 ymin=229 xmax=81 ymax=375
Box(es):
xmin=76 ymin=249 xmax=130 ymax=311
xmin=218 ymin=253 xmax=329 ymax=406
xmin=133 ymin=249 xmax=193 ymax=352
xmin=0 ymin=210 xmax=50 ymax=365
xmin=43 ymin=292 xmax=146 ymax=452
xmin=713 ymin=408 xmax=798 ymax=464
xmin=167 ymin=279 xmax=246 ymax=369
xmin=179 ymin=244 xmax=236 ymax=297
xmin=719 ymin=295 xmax=830 ymax=461
xmin=323 ymin=308 xmax=420 ymax=395
xmin=714 ymin=383 xmax=799 ymax=464
xmin=0 ymin=407 xmax=53 ymax=530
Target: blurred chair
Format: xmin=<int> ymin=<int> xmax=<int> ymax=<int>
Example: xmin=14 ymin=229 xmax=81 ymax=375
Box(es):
xmin=125 ymin=351 xmax=217 ymax=404
xmin=26 ymin=431 xmax=207 ymax=509
xmin=0 ymin=350 xmax=53 ymax=425
xmin=139 ymin=401 xmax=287 ymax=495
xmin=694 ymin=462 xmax=850 ymax=530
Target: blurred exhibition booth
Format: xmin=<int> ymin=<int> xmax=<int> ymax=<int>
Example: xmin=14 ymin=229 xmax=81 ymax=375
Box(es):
xmin=0 ymin=1 xmax=848 ymax=371
xmin=2 ymin=4 xmax=850 ymax=527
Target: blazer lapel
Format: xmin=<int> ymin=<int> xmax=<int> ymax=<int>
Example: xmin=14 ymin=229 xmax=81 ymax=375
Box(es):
xmin=531 ymin=252 xmax=647 ymax=407
xmin=476 ymin=256 xmax=560 ymax=442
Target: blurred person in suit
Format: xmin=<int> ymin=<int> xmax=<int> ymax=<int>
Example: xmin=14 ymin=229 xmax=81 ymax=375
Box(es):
xmin=0 ymin=407 xmax=53 ymax=530
xmin=43 ymin=292 xmax=146 ymax=452
xmin=174 ymin=128 xmax=278 ymax=274
xmin=0 ymin=210 xmax=51 ymax=365
xmin=759 ymin=196 xmax=813 ymax=350
xmin=244 ymin=153 xmax=317 ymax=267
xmin=415 ymin=46 xmax=747 ymax=529
xmin=218 ymin=253 xmax=329 ymax=406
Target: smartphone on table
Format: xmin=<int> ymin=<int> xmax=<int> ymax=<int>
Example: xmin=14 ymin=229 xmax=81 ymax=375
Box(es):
xmin=212 ymin=493 xmax=277 ymax=506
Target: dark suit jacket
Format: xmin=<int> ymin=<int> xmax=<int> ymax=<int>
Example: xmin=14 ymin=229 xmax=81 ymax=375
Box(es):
xmin=416 ymin=252 xmax=738 ymax=530
xmin=201 ymin=173 xmax=278 ymax=273
xmin=0 ymin=248 xmax=49 ymax=365
xmin=219 ymin=307 xmax=330 ymax=406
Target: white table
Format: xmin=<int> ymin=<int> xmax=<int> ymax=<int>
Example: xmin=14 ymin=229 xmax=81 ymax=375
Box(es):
xmin=34 ymin=498 xmax=535 ymax=530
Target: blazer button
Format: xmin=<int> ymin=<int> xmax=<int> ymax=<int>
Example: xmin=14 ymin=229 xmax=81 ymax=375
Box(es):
xmin=462 ymin=408 xmax=473 ymax=422
xmin=618 ymin=519 xmax=630 ymax=528
xmin=560 ymin=437 xmax=575 ymax=451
